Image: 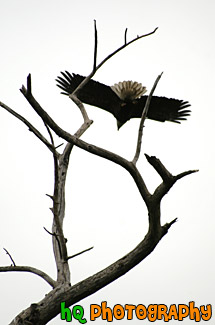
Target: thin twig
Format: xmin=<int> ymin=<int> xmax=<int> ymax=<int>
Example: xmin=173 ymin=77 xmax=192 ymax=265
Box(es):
xmin=124 ymin=28 xmax=128 ymax=44
xmin=67 ymin=246 xmax=94 ymax=260
xmin=93 ymin=20 xmax=98 ymax=72
xmin=44 ymin=122 xmax=54 ymax=146
xmin=132 ymin=72 xmax=163 ymax=165
xmin=95 ymin=27 xmax=158 ymax=73
xmin=55 ymin=143 xmax=64 ymax=149
xmin=44 ymin=227 xmax=55 ymax=236
xmin=162 ymin=218 xmax=178 ymax=235
xmin=27 ymin=73 xmax=32 ymax=93
xmin=3 ymin=248 xmax=16 ymax=266
xmin=44 ymin=227 xmax=62 ymax=259
xmin=174 ymin=169 xmax=199 ymax=181
xmin=46 ymin=194 xmax=54 ymax=200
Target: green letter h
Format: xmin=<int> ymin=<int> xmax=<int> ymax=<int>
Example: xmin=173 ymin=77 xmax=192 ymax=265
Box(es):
xmin=61 ymin=302 xmax=72 ymax=321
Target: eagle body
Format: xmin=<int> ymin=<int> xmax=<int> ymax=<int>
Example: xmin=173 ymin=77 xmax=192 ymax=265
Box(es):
xmin=56 ymin=71 xmax=191 ymax=129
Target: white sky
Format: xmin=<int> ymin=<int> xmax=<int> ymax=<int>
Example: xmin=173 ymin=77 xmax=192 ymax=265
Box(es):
xmin=0 ymin=0 xmax=215 ymax=324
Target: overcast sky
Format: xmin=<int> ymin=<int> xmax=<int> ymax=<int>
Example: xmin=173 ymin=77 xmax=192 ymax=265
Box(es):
xmin=0 ymin=0 xmax=215 ymax=324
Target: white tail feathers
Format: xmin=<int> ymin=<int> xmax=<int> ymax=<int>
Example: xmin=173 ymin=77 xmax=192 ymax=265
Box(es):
xmin=111 ymin=81 xmax=147 ymax=101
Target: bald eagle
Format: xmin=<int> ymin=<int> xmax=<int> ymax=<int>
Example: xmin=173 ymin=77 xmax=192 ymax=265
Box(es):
xmin=56 ymin=71 xmax=191 ymax=129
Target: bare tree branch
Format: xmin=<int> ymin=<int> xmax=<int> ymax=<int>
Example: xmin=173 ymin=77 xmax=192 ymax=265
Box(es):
xmin=95 ymin=27 xmax=158 ymax=73
xmin=145 ymin=154 xmax=173 ymax=182
xmin=22 ymin=83 xmax=153 ymax=204
xmin=49 ymin=112 xmax=94 ymax=281
xmin=63 ymin=25 xmax=158 ymax=148
xmin=174 ymin=169 xmax=199 ymax=181
xmin=132 ymin=73 xmax=163 ymax=165
xmin=0 ymin=101 xmax=57 ymax=155
xmin=8 ymin=217 xmax=177 ymax=324
xmin=68 ymin=93 xmax=92 ymax=123
xmin=67 ymin=26 xmax=158 ymax=109
xmin=0 ymin=266 xmax=57 ymax=288
xmin=145 ymin=153 xmax=199 ymax=201
xmin=44 ymin=122 xmax=55 ymax=146
xmin=51 ymin=154 xmax=67 ymax=262
xmin=20 ymin=80 xmax=197 ymax=216
xmin=67 ymin=246 xmax=94 ymax=260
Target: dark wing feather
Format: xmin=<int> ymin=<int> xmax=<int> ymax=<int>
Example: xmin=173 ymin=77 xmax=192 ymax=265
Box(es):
xmin=56 ymin=72 xmax=121 ymax=116
xmin=134 ymin=96 xmax=191 ymax=123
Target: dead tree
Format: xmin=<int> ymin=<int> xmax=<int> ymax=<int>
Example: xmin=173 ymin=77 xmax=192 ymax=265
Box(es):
xmin=0 ymin=22 xmax=197 ymax=324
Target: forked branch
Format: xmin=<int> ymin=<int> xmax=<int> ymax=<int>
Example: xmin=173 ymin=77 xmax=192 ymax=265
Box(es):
xmin=68 ymin=23 xmax=158 ymax=110
xmin=145 ymin=153 xmax=198 ymax=202
xmin=20 ymin=76 xmax=197 ymax=208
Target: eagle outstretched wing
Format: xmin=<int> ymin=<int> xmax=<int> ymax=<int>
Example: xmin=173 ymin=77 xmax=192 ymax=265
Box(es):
xmin=56 ymin=71 xmax=191 ymax=128
xmin=56 ymin=71 xmax=121 ymax=116
xmin=134 ymin=96 xmax=191 ymax=123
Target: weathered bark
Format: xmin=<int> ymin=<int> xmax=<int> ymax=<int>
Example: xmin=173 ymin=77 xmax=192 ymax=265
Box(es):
xmin=9 ymin=216 xmax=176 ymax=325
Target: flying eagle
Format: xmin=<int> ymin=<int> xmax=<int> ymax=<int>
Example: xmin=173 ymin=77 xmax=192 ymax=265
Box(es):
xmin=56 ymin=71 xmax=191 ymax=129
